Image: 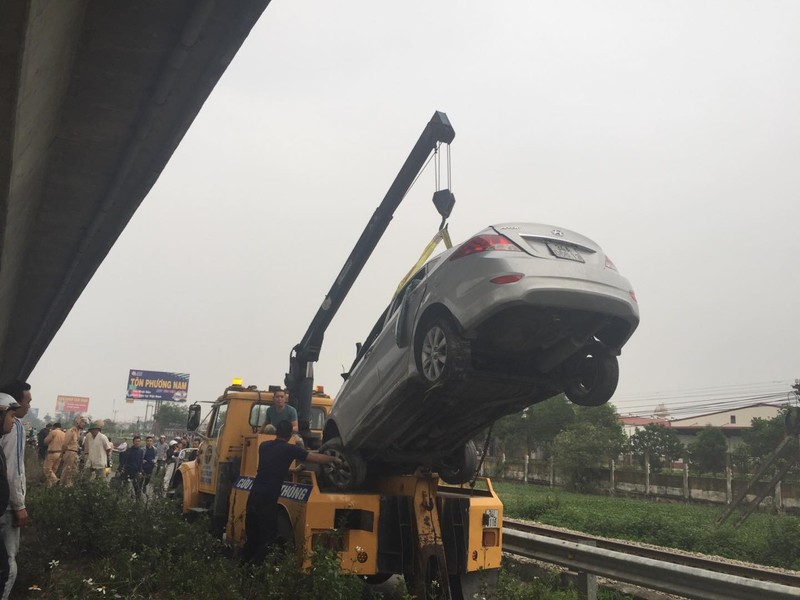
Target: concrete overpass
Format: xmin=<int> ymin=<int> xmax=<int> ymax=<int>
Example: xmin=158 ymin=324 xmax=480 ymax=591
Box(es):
xmin=0 ymin=0 xmax=272 ymax=385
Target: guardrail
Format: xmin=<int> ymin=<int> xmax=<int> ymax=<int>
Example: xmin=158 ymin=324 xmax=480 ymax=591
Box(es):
xmin=503 ymin=528 xmax=800 ymax=600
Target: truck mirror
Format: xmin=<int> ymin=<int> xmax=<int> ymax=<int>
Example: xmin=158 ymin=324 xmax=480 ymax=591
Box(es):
xmin=186 ymin=404 xmax=201 ymax=432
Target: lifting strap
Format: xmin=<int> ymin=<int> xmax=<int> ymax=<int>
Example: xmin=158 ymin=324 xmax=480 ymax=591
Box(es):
xmin=393 ymin=226 xmax=453 ymax=298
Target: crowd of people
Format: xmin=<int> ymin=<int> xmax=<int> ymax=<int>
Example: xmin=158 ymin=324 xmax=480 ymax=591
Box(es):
xmin=35 ymin=420 xmax=199 ymax=497
xmin=0 ymin=378 xmax=338 ymax=596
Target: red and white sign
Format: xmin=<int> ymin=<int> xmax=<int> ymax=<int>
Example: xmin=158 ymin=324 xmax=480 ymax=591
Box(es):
xmin=56 ymin=395 xmax=90 ymax=413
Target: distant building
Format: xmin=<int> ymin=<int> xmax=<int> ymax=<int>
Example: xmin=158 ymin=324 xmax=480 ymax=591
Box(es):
xmin=619 ymin=416 xmax=670 ymax=438
xmin=669 ymin=402 xmax=785 ymax=450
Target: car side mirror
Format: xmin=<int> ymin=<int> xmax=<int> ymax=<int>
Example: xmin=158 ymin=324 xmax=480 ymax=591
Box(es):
xmin=186 ymin=404 xmax=201 ymax=432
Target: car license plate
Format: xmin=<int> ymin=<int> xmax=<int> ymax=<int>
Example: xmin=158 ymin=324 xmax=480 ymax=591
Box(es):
xmin=546 ymin=241 xmax=584 ymax=263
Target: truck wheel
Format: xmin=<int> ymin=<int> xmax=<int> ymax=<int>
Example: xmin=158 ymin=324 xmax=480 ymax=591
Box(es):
xmin=173 ymin=479 xmax=184 ymax=512
xmin=415 ymin=316 xmax=469 ymax=385
xmin=274 ymin=509 xmax=295 ymax=551
xmin=319 ymin=437 xmax=367 ymax=491
xmin=438 ymin=440 xmax=479 ymax=485
xmin=564 ymin=343 xmax=619 ymax=407
xmin=362 ymin=573 xmax=392 ymax=585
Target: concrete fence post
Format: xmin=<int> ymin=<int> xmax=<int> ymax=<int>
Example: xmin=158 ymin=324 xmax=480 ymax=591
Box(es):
xmin=775 ymin=481 xmax=783 ymax=512
xmin=726 ymin=454 xmax=733 ymax=504
xmin=644 ymin=451 xmax=650 ymax=496
xmin=549 ymin=455 xmax=555 ymax=489
xmin=524 ymin=454 xmax=529 ymax=483
xmin=610 ymin=459 xmax=615 ymax=495
xmin=683 ymin=462 xmax=689 ymax=500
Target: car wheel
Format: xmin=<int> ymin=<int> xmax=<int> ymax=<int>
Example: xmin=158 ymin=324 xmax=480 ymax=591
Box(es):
xmin=563 ymin=344 xmax=620 ymax=407
xmin=437 ymin=440 xmax=479 ymax=485
xmin=318 ymin=436 xmax=367 ymax=491
xmin=415 ymin=316 xmax=469 ymax=385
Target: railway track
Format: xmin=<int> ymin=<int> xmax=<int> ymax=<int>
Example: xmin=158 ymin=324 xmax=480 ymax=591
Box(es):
xmin=503 ymin=518 xmax=800 ymax=595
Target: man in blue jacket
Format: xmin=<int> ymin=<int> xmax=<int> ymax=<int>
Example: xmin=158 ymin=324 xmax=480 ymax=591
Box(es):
xmin=122 ymin=436 xmax=145 ymax=499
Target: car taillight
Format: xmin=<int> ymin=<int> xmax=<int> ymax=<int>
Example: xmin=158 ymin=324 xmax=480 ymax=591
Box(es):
xmin=449 ymin=235 xmax=522 ymax=261
xmin=604 ymin=255 xmax=617 ymax=271
xmin=490 ymin=274 xmax=523 ymax=284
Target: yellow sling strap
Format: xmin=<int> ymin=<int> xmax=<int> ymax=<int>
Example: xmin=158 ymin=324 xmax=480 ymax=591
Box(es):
xmin=393 ymin=226 xmax=453 ymax=298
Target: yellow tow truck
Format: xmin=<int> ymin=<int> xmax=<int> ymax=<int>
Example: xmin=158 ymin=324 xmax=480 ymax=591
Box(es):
xmin=176 ymin=112 xmax=505 ymax=599
xmin=175 ymin=378 xmax=503 ymax=599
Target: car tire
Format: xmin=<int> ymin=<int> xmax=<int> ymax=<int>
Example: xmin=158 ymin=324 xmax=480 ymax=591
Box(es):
xmin=415 ymin=316 xmax=469 ymax=385
xmin=437 ymin=440 xmax=479 ymax=485
xmin=318 ymin=436 xmax=367 ymax=491
xmin=563 ymin=344 xmax=620 ymax=407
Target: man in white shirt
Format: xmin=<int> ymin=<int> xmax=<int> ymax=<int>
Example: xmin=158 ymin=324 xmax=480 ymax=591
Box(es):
xmin=83 ymin=421 xmax=111 ymax=481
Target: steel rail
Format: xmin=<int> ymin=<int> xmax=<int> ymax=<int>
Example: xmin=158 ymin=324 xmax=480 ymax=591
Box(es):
xmin=502 ymin=524 xmax=800 ymax=600
xmin=504 ymin=519 xmax=800 ymax=589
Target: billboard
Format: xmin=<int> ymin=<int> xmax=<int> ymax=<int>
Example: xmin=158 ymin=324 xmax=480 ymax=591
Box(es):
xmin=56 ymin=396 xmax=90 ymax=413
xmin=126 ymin=370 xmax=190 ymax=402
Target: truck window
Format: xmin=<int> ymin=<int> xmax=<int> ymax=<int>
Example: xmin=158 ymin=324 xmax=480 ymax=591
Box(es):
xmin=310 ymin=407 xmax=326 ymax=430
xmin=209 ymin=403 xmax=228 ymax=439
xmin=250 ymin=404 xmax=269 ymax=429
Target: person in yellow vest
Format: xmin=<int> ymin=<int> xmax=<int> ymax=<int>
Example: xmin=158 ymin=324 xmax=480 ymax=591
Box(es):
xmin=60 ymin=416 xmax=86 ymax=487
xmin=42 ymin=423 xmax=65 ymax=486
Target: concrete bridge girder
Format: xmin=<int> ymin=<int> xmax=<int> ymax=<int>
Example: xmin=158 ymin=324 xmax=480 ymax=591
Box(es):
xmin=0 ymin=0 xmax=271 ymax=384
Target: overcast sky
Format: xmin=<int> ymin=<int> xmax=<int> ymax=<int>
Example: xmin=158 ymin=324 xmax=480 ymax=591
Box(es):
xmin=30 ymin=1 xmax=800 ymax=424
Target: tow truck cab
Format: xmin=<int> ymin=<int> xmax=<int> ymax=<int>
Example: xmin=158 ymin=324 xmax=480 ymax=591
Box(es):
xmin=174 ymin=382 xmax=333 ymax=530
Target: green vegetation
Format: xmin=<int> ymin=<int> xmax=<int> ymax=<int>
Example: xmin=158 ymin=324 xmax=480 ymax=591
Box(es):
xmin=19 ymin=464 xmax=599 ymax=599
xmin=496 ymin=481 xmax=800 ymax=570
xmin=687 ymin=426 xmax=728 ymax=475
xmin=625 ymin=423 xmax=684 ymax=473
xmin=489 ymin=398 xmax=625 ymax=490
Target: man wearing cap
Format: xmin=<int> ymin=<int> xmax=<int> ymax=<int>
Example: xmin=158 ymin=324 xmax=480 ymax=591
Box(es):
xmin=0 ymin=392 xmax=22 ymax=599
xmin=83 ymin=421 xmax=111 ymax=481
xmin=42 ymin=423 xmax=64 ymax=486
xmin=154 ymin=435 xmax=168 ymax=477
xmin=60 ymin=416 xmax=86 ymax=487
xmin=162 ymin=440 xmax=179 ymax=492
xmin=0 ymin=381 xmax=25 ymax=600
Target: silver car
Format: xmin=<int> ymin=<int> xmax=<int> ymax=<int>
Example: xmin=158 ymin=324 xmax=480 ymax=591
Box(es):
xmin=320 ymin=223 xmax=639 ymax=489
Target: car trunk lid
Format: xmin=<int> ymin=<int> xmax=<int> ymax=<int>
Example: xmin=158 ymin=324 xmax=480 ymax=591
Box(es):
xmin=491 ymin=223 xmax=602 ymax=265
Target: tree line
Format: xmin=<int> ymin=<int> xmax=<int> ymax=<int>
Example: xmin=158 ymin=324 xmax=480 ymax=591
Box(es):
xmin=482 ymin=395 xmax=798 ymax=487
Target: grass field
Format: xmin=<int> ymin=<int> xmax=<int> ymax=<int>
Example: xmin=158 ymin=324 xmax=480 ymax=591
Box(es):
xmin=494 ymin=481 xmax=800 ymax=570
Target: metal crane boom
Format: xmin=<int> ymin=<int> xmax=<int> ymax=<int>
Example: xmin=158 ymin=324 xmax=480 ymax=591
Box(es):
xmin=285 ymin=111 xmax=456 ymax=439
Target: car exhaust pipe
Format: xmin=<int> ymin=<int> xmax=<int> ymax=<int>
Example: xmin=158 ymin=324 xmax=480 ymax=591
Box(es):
xmin=534 ymin=321 xmax=608 ymax=373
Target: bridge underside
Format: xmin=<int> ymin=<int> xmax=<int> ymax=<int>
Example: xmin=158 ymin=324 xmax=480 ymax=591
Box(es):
xmin=0 ymin=0 xmax=271 ymax=385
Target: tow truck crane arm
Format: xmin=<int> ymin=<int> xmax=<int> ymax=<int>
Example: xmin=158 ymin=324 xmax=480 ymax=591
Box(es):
xmin=285 ymin=111 xmax=456 ymax=441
